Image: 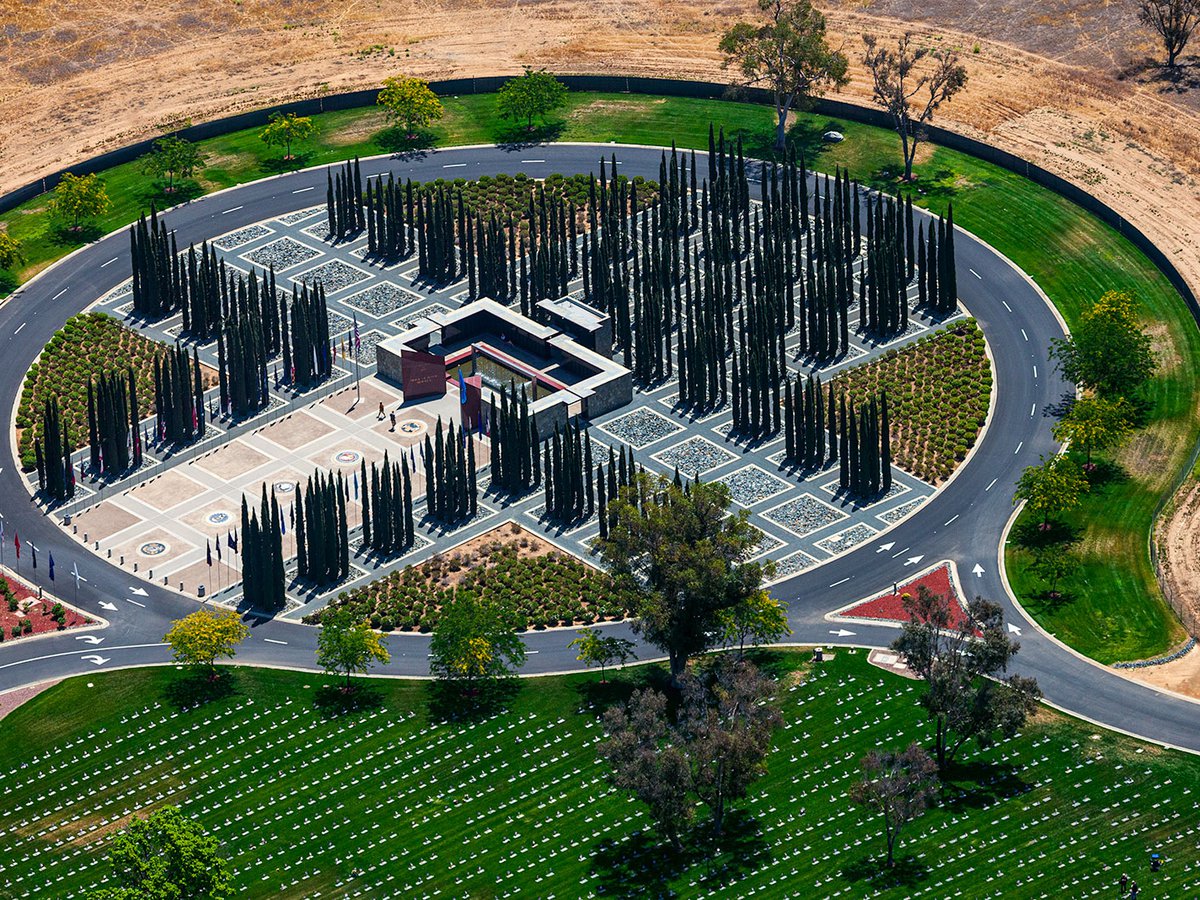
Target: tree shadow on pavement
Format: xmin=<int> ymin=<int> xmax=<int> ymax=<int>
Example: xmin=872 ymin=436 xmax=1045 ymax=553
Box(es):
xmin=496 ymin=121 xmax=566 ymax=151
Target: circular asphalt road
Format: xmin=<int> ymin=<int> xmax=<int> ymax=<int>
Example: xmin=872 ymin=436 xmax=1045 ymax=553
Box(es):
xmin=1 ymin=143 xmax=1196 ymax=752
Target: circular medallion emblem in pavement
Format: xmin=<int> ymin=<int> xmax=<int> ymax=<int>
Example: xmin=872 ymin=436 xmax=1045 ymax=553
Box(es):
xmin=206 ymin=511 xmax=231 ymax=526
xmin=333 ymin=449 xmax=363 ymax=466
xmin=139 ymin=541 xmax=168 ymax=557
xmin=273 ymin=481 xmax=297 ymax=494
xmin=397 ymin=420 xmax=425 ymax=436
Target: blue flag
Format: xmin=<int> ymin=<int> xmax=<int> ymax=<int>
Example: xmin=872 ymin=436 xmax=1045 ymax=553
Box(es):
xmin=458 ymin=368 xmax=467 ymax=405
xmin=48 ymin=552 xmax=55 ymax=581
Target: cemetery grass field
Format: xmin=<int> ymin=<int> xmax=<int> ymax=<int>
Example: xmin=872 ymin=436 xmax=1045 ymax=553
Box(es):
xmin=0 ymin=91 xmax=1192 ymax=663
xmin=3 ymin=650 xmax=1200 ymax=899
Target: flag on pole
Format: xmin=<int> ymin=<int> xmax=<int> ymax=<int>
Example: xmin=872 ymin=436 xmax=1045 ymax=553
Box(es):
xmin=458 ymin=368 xmax=468 ymax=405
xmin=13 ymin=532 xmax=19 ymax=559
xmin=206 ymin=540 xmax=212 ymax=567
xmin=353 ymin=468 xmax=359 ymax=500
xmin=227 ymin=530 xmax=238 ymax=553
xmin=353 ymin=314 xmax=362 ymax=357
xmin=215 ymin=537 xmax=222 ymax=563
xmin=48 ymin=552 xmax=55 ymax=582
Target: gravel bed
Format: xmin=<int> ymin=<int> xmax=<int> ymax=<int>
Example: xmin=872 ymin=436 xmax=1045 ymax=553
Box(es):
xmin=325 ymin=310 xmax=353 ymax=340
xmin=393 ymin=303 xmax=451 ymax=330
xmin=653 ymin=436 xmax=739 ymax=477
xmin=301 ymin=220 xmax=336 ymax=243
xmin=599 ymin=407 xmax=685 ymax=449
xmin=242 ymin=237 xmax=322 ymax=272
xmin=820 ymin=479 xmax=908 ymax=505
xmin=763 ymin=494 xmax=847 ymax=537
xmin=720 ymin=465 xmax=792 ymax=507
xmin=771 ymin=551 xmax=818 ymax=578
xmin=214 ymin=224 xmax=273 ymax=251
xmin=743 ymin=527 xmax=785 ymax=561
xmin=877 ymin=498 xmax=926 ymax=525
xmin=102 ymin=282 xmax=133 ymax=304
xmin=349 ymin=330 xmax=387 ymax=365
xmin=816 ymin=523 xmax=878 ymax=556
xmin=276 ymin=206 xmax=325 ymax=226
xmin=342 ymin=282 xmax=423 ymax=317
xmin=292 ymin=259 xmax=372 ymax=294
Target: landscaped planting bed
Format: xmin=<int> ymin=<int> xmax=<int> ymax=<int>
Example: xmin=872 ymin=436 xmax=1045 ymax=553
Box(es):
xmin=0 ymin=575 xmax=93 ymax=640
xmin=16 ymin=313 xmax=164 ymax=469
xmin=312 ymin=526 xmax=638 ymax=630
xmin=835 ymin=320 xmax=991 ymax=483
xmin=419 ymin=171 xmax=658 ymax=232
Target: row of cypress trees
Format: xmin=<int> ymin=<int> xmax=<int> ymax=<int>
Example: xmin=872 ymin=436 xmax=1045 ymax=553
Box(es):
xmin=488 ymin=384 xmax=541 ymax=494
xmin=422 ymin=418 xmax=478 ymax=524
xmin=240 ymin=487 xmax=286 ymax=611
xmin=542 ymin=419 xmax=594 ymax=524
xmin=595 ymin=443 xmax=639 ymax=539
xmin=296 ymin=470 xmax=350 ymax=586
xmin=783 ymin=373 xmax=832 ymax=471
xmin=327 ymin=157 xmax=366 ymax=242
xmin=86 ymin=369 xmax=141 ymax=476
xmin=361 ymin=453 xmax=416 ymax=556
xmin=838 ymin=392 xmax=893 ymax=498
xmin=154 ymin=343 xmax=206 ymax=446
xmin=917 ymin=205 xmax=958 ymax=317
xmin=34 ymin=397 xmax=75 ymax=502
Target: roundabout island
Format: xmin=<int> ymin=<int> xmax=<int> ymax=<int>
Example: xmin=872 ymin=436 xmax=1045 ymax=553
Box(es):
xmin=1 ymin=89 xmax=1199 ymax=897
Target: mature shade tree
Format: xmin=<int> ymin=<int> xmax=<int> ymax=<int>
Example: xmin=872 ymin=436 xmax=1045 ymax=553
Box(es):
xmin=1137 ymin=0 xmax=1200 ymax=68
xmin=316 ymin=607 xmax=391 ymax=691
xmin=850 ymin=743 xmax=939 ymax=869
xmin=1014 ymin=454 xmax=1090 ymax=529
xmin=429 ymin=590 xmax=526 ymax=693
xmin=1049 ymin=290 xmax=1156 ymax=400
xmin=260 ymin=111 xmax=317 ymax=162
xmin=598 ymin=473 xmax=767 ymax=684
xmin=1051 ymin=396 xmax=1134 ymax=468
xmin=862 ymin=33 xmax=968 ymax=181
xmin=891 ymin=587 xmax=1041 ymax=770
xmin=1030 ymin=543 xmax=1080 ymax=601
xmin=87 ymin=806 xmax=233 ymax=900
xmin=568 ymin=629 xmax=635 ymax=682
xmin=49 ymin=172 xmax=111 ymax=232
xmin=377 ymin=75 xmax=444 ymax=136
xmin=0 ymin=231 xmax=25 ymax=272
xmin=719 ymin=0 xmax=850 ymax=150
xmin=599 ymin=688 xmax=695 ymax=850
xmin=678 ymin=658 xmax=783 ymax=836
xmin=163 ymin=608 xmax=250 ymax=679
xmin=140 ymin=135 xmax=207 ymax=195
xmin=496 ymin=68 xmax=568 ymax=131
xmin=719 ymin=589 xmax=791 ymax=655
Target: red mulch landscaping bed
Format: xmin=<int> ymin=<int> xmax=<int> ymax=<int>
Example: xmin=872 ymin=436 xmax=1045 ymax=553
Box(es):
xmin=836 ymin=564 xmax=970 ymax=629
xmin=0 ymin=574 xmax=94 ymax=642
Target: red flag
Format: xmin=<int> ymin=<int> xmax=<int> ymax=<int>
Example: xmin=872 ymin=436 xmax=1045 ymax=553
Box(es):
xmin=13 ymin=532 xmax=19 ymax=559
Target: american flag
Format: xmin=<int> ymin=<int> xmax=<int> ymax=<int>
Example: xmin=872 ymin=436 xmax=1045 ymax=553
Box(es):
xmin=353 ymin=314 xmax=362 ymax=359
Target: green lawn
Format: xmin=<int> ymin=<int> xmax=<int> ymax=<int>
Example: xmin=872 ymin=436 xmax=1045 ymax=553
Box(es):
xmin=2 ymin=89 xmax=1192 ymax=662
xmin=2 ymin=652 xmax=1199 ymax=897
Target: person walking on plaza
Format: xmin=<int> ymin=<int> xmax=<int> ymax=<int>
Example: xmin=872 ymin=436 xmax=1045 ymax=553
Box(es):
xmin=390 ymin=411 xmax=397 ymax=432
xmin=378 ymin=401 xmax=385 ymax=420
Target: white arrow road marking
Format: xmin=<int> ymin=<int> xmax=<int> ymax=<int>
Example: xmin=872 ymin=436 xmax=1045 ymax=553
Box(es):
xmin=829 ymin=629 xmax=856 ymax=637
xmin=972 ymin=563 xmax=985 ymax=577
xmin=875 ymin=542 xmax=895 ymax=553
xmin=129 ymin=587 xmax=149 ymax=596
xmin=74 ymin=635 xmax=104 ymax=645
xmin=829 ymin=577 xmax=850 ymax=587
xmin=263 ymin=638 xmax=287 ymax=645
xmin=903 ymin=555 xmax=925 ymax=567
xmin=125 ymin=598 xmax=146 ymax=608
xmin=80 ymin=655 xmax=110 ymax=666
xmin=98 ymin=601 xmax=118 ymax=611
xmin=0 ymin=642 xmax=167 ymax=671
xmin=1007 ymin=623 xmax=1022 ymax=635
